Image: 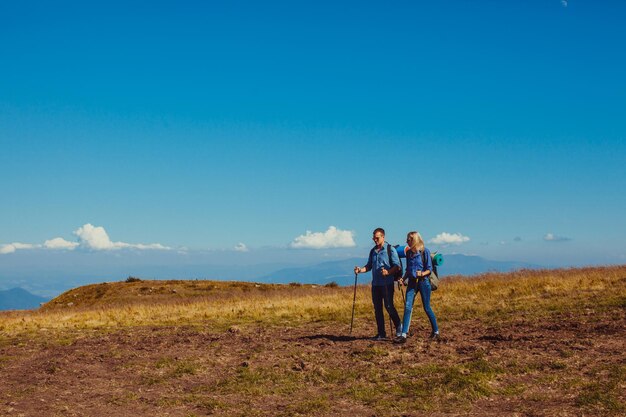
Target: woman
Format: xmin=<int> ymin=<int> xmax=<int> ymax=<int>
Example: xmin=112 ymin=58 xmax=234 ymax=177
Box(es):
xmin=394 ymin=231 xmax=439 ymax=343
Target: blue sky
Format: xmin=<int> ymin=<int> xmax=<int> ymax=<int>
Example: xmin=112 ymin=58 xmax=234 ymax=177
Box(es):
xmin=1 ymin=0 xmax=625 ymax=276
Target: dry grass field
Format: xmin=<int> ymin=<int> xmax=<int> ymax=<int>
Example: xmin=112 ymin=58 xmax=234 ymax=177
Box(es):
xmin=1 ymin=266 xmax=625 ymax=416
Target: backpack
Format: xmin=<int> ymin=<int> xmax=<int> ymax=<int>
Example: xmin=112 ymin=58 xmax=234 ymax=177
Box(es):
xmin=388 ymin=244 xmax=404 ymax=281
xmin=421 ymin=249 xmax=443 ymax=290
xmin=368 ymin=244 xmax=403 ymax=281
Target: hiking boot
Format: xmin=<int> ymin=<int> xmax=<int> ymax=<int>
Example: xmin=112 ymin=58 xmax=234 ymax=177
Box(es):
xmin=395 ymin=325 xmax=403 ymax=338
xmin=393 ymin=335 xmax=407 ymax=344
xmin=429 ymin=332 xmax=440 ymax=341
xmin=370 ymin=334 xmax=387 ymax=341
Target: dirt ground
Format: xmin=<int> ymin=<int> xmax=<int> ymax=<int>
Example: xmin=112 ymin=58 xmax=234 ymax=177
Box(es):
xmin=1 ymin=306 xmax=624 ymax=417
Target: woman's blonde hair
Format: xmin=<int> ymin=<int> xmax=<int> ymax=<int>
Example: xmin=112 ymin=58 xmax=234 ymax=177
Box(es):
xmin=407 ymin=231 xmax=425 ymax=253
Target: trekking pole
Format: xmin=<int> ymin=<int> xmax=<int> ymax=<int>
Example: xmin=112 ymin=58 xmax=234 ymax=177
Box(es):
xmin=349 ymin=272 xmax=358 ymax=334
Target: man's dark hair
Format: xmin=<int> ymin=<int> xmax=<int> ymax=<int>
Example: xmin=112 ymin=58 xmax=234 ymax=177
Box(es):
xmin=373 ymin=227 xmax=385 ymax=236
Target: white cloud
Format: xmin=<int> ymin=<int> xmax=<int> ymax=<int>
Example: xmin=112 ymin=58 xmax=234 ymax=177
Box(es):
xmin=73 ymin=223 xmax=171 ymax=251
xmin=0 ymin=242 xmax=40 ymax=254
xmin=12 ymin=242 xmax=38 ymax=250
xmin=129 ymin=243 xmax=171 ymax=250
xmin=44 ymin=237 xmax=80 ymax=250
xmin=543 ymin=233 xmax=571 ymax=242
xmin=234 ymin=243 xmax=249 ymax=252
xmin=429 ymin=232 xmax=470 ymax=246
xmin=1 ymin=223 xmax=171 ymax=255
xmin=74 ymin=224 xmax=118 ymax=250
xmin=0 ymin=245 xmax=14 ymax=255
xmin=289 ymin=226 xmax=356 ymax=249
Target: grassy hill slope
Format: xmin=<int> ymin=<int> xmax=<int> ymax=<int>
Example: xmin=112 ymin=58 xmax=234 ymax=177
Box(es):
xmin=41 ymin=279 xmax=306 ymax=311
xmin=0 ymin=266 xmax=624 ymax=416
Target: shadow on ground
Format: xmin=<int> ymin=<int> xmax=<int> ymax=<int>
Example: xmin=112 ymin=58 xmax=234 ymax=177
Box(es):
xmin=297 ymin=333 xmax=370 ymax=342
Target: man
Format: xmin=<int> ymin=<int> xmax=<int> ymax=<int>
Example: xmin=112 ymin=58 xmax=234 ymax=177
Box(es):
xmin=354 ymin=227 xmax=402 ymax=340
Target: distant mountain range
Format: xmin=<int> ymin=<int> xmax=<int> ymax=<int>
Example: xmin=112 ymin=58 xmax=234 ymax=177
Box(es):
xmin=257 ymin=254 xmax=541 ymax=286
xmin=0 ymin=288 xmax=49 ymax=311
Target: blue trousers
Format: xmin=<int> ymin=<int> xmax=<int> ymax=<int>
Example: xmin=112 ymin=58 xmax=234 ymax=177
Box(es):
xmin=372 ymin=283 xmax=401 ymax=337
xmin=401 ymin=278 xmax=439 ymax=335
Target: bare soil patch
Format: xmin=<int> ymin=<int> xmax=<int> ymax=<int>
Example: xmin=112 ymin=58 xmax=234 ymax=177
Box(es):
xmin=1 ymin=304 xmax=624 ymax=416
